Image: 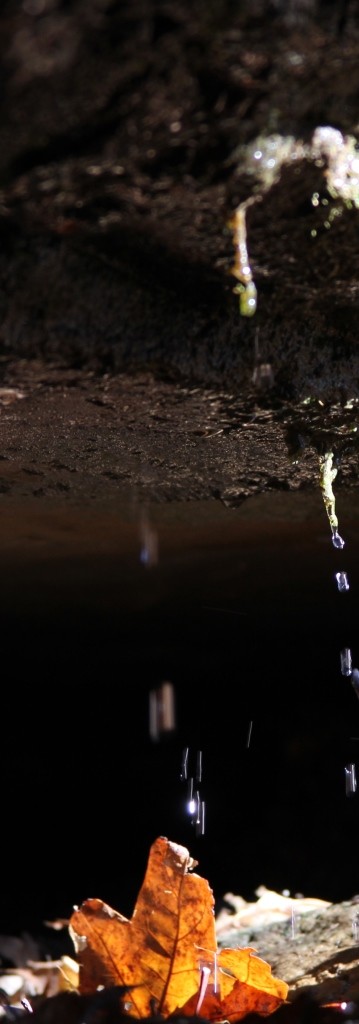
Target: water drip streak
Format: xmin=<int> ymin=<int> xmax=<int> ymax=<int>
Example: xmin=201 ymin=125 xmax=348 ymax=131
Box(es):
xmin=318 ymin=451 xmax=345 ymax=548
xmin=317 ymin=452 xmax=359 ymax=795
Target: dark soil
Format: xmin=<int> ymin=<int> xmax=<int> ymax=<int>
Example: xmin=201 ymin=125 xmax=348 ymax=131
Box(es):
xmin=0 ymin=0 xmax=358 ymax=501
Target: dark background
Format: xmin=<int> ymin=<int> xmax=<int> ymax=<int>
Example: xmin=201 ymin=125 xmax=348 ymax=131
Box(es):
xmin=2 ymin=502 xmax=359 ymax=939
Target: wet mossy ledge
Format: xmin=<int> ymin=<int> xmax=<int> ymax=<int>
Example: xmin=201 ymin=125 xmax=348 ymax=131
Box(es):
xmin=0 ymin=1 xmax=358 ymax=428
xmin=1 ymin=148 xmax=359 ymax=406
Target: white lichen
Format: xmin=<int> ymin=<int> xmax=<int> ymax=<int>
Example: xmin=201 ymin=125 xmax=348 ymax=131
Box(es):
xmin=229 ymin=125 xmax=359 ymax=316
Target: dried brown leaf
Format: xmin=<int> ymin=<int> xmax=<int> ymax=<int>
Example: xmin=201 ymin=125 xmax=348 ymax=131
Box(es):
xmin=69 ymin=837 xmax=288 ymax=1021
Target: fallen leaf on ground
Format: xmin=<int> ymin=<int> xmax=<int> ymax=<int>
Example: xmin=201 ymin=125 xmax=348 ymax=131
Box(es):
xmin=0 ymin=955 xmax=78 ymax=1019
xmin=215 ymin=887 xmax=332 ymax=936
xmin=0 ymin=932 xmax=41 ymax=967
xmin=69 ymin=836 xmax=288 ymax=1021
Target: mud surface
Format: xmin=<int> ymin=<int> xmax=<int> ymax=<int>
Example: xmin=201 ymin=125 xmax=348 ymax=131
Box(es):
xmin=0 ymin=358 xmax=326 ymax=505
xmin=0 ymin=1 xmax=358 ymax=503
xmin=0 ymin=357 xmax=358 ymax=510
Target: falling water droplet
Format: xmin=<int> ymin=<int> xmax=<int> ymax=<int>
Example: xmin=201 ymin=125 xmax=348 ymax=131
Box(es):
xmin=187 ymin=777 xmax=194 ymax=814
xmin=335 ymin=571 xmax=350 ymax=592
xmin=246 ymin=720 xmax=253 ymax=748
xmin=291 ymin=901 xmax=297 ymax=940
xmin=351 ymin=668 xmax=359 ymax=699
xmin=352 ymin=913 xmax=359 ymax=943
xmin=332 ymin=529 xmax=345 ymax=550
xmin=340 ymin=648 xmax=352 ymax=676
xmin=139 ymin=513 xmax=159 ymax=567
xmin=149 ymin=682 xmax=176 ymax=740
xmin=180 ymin=747 xmax=189 ymax=781
xmin=195 ymin=790 xmax=201 ymax=825
xmin=196 ymin=966 xmax=211 ymax=1014
xmin=196 ymin=799 xmax=206 ymax=836
xmin=344 ymin=763 xmax=357 ymax=796
xmin=252 ymin=362 xmax=273 ymax=388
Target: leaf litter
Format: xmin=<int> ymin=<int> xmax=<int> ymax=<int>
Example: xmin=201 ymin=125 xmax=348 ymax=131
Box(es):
xmin=2 ymin=838 xmax=358 ymax=1024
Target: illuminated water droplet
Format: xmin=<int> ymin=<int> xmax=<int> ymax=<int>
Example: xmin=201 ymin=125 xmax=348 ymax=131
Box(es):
xmin=332 ymin=529 xmax=345 ymax=549
xmin=196 ymin=799 xmax=206 ymax=836
xmin=252 ymin=362 xmax=274 ymax=388
xmin=246 ymin=720 xmax=253 ymax=748
xmin=187 ymin=776 xmax=194 ymax=812
xmin=139 ymin=514 xmax=159 ymax=567
xmin=149 ymin=682 xmax=176 ymax=740
xmin=351 ymin=668 xmax=359 ymax=698
xmin=340 ymin=648 xmax=352 ymax=676
xmin=291 ymin=902 xmax=297 ymax=940
xmin=335 ymin=571 xmax=349 ymax=592
xmin=345 ymin=763 xmax=357 ymax=796
xmin=195 ymin=790 xmax=201 ymax=824
xmin=180 ymin=747 xmax=189 ymax=781
xmin=196 ymin=966 xmax=211 ymax=1014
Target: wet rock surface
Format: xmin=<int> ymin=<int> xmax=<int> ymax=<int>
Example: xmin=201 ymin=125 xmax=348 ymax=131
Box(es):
xmin=218 ymin=897 xmax=359 ymax=1005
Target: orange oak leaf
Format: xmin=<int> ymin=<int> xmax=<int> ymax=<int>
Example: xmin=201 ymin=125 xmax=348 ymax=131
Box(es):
xmin=178 ymin=947 xmax=289 ymax=1021
xmin=69 ymin=837 xmax=288 ymax=1021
